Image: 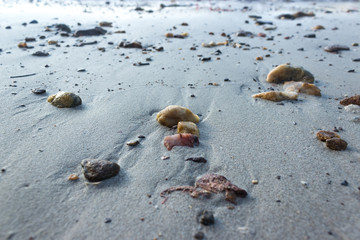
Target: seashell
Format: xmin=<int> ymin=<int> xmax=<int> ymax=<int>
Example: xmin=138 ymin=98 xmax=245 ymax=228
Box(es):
xmin=266 ymin=64 xmax=314 ymax=83
xmin=340 ymin=95 xmax=360 ymax=106
xmin=324 ymin=45 xmax=350 ymax=53
xmin=326 ymin=138 xmax=347 ymax=151
xmin=156 ymin=105 xmax=200 ymax=127
xmin=163 ymin=133 xmax=199 ymax=150
xmin=316 ymin=130 xmax=340 ymax=142
xmin=47 ymin=91 xmax=82 ymax=108
xmin=283 ymin=81 xmax=321 ymax=96
xmin=252 ymin=91 xmax=298 ymax=102
xmin=177 ymin=121 xmax=199 ymax=137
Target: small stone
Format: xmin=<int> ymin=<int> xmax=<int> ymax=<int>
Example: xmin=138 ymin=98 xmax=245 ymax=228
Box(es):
xmin=185 ymin=157 xmax=207 ymax=163
xmin=199 ymin=210 xmax=215 ymax=226
xmin=99 ymin=21 xmax=112 ymax=27
xmin=165 ymin=33 xmax=174 ymax=38
xmin=177 ymin=121 xmax=199 ymax=137
xmin=340 ymin=95 xmax=360 ymax=106
xmin=256 ymin=56 xmax=264 ymax=61
xmin=344 ymin=104 xmax=360 ymax=113
xmin=126 ymin=140 xmax=140 ymax=146
xmin=74 ymin=27 xmax=107 ymax=37
xmin=77 ymin=68 xmax=86 ymax=72
xmin=283 ymin=81 xmax=321 ymax=96
xmin=252 ymin=179 xmax=259 ymax=184
xmin=29 ymin=20 xmax=38 ymax=24
xmin=81 ymin=159 xmax=120 ymax=182
xmin=194 ymin=231 xmax=204 ymax=240
xmin=48 ymin=40 xmax=58 ymax=45
xmin=312 ymin=25 xmax=325 ymax=30
xmin=161 ymin=156 xmax=170 ymax=160
xmin=352 ymin=43 xmax=359 ymax=47
xmin=341 ymin=180 xmax=349 ymax=186
xmin=301 ymin=181 xmax=308 ymax=188
xmin=47 ymin=91 xmax=82 ymax=108
xmin=104 ymin=218 xmax=112 ymax=223
xmin=324 ymin=45 xmax=350 ymax=53
xmin=252 ymin=91 xmax=298 ymax=102
xmin=157 ymin=105 xmax=200 ymax=128
xmin=68 ymin=174 xmax=79 ymax=181
xmin=1 ymin=168 xmax=6 ymax=172
xmin=18 ymin=42 xmax=28 ymax=48
xmin=32 ymin=88 xmax=46 ymax=95
xmin=326 ymin=138 xmax=347 ymax=151
xmin=304 ymin=34 xmax=316 ymax=38
xmin=316 ymin=131 xmax=340 ymax=142
xmin=32 ymin=51 xmax=49 ymax=57
xmin=118 ymin=41 xmax=142 ymax=49
xmin=266 ymin=64 xmax=314 ymax=83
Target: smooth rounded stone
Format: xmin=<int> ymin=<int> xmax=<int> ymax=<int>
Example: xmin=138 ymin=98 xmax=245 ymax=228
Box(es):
xmin=81 ymin=159 xmax=120 ymax=182
xmin=324 ymin=45 xmax=350 ymax=53
xmin=177 ymin=121 xmax=199 ymax=137
xmin=193 ymin=231 xmax=204 ymax=240
xmin=32 ymin=88 xmax=46 ymax=94
xmin=312 ymin=25 xmax=325 ymax=30
xmin=99 ymin=21 xmax=112 ymax=27
xmin=47 ymin=91 xmax=82 ymax=108
xmin=326 ymin=138 xmax=347 ymax=151
xmin=266 ymin=64 xmax=314 ymax=83
xmin=283 ymin=81 xmax=321 ymax=96
xmin=252 ymin=91 xmax=298 ymax=102
xmin=156 ymin=105 xmax=200 ymax=127
xmin=316 ymin=130 xmax=340 ymax=142
xmin=340 ymin=95 xmax=360 ymax=106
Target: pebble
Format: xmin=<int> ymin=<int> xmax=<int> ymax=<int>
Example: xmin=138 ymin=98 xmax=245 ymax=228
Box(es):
xmin=341 ymin=180 xmax=349 ymax=186
xmin=74 ymin=27 xmax=107 ymax=37
xmin=283 ymin=81 xmax=321 ymax=96
xmin=32 ymin=88 xmax=46 ymax=95
xmin=266 ymin=64 xmax=314 ymax=83
xmin=312 ymin=25 xmax=325 ymax=30
xmin=185 ymin=157 xmax=207 ymax=163
xmin=156 ymin=105 xmax=200 ymax=127
xmin=104 ymin=218 xmax=112 ymax=223
xmin=324 ymin=45 xmax=350 ymax=53
xmin=199 ymin=210 xmax=215 ymax=226
xmin=326 ymin=138 xmax=347 ymax=151
xmin=118 ymin=41 xmax=142 ymax=49
xmin=193 ymin=232 xmax=204 ymax=240
xmin=164 ymin=133 xmax=199 ymax=150
xmin=352 ymin=43 xmax=359 ymax=47
xmin=177 ymin=121 xmax=199 ymax=137
xmin=48 ymin=40 xmax=58 ymax=45
xmin=81 ymin=159 xmax=120 ymax=182
xmin=47 ymin=91 xmax=82 ymax=108
xmin=252 ymin=179 xmax=259 ymax=184
xmin=304 ymin=34 xmax=316 ymax=38
xmin=352 ymin=58 xmax=360 ymax=62
xmin=252 ymin=91 xmax=298 ymax=102
xmin=68 ymin=174 xmax=79 ymax=181
xmin=32 ymin=51 xmax=49 ymax=57
xmin=316 ymin=131 xmax=340 ymax=142
xmin=126 ymin=140 xmax=140 ymax=146
xmin=18 ymin=42 xmax=29 ymax=48
xmin=29 ymin=20 xmax=38 ymax=24
xmin=301 ymin=181 xmax=309 ymax=188
xmin=340 ymin=95 xmax=360 ymax=106
xmin=77 ymin=68 xmax=86 ymax=72
xmin=199 ymin=57 xmax=211 ymax=62
xmin=99 ymin=21 xmax=112 ymax=27
xmin=161 ymin=156 xmax=170 ymax=160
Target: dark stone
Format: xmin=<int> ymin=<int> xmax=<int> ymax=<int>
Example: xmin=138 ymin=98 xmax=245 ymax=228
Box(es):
xmin=118 ymin=41 xmax=142 ymax=49
xmin=186 ymin=157 xmax=207 ymax=163
xmin=199 ymin=57 xmax=211 ymax=62
xmin=32 ymin=51 xmax=49 ymax=57
xmin=326 ymin=138 xmax=347 ymax=151
xmin=304 ymin=34 xmax=316 ymax=38
xmin=5 ymin=26 xmax=11 ymax=29
xmin=74 ymin=27 xmax=107 ymax=37
xmin=29 ymin=20 xmax=38 ymax=24
xmin=194 ymin=231 xmax=204 ymax=240
xmin=199 ymin=210 xmax=215 ymax=226
xmin=340 ymin=95 xmax=360 ymax=106
xmin=81 ymin=159 xmax=120 ymax=182
xmin=104 ymin=218 xmax=112 ymax=223
xmin=55 ymin=24 xmax=71 ymax=33
xmin=32 ymin=88 xmax=46 ymax=94
xmin=341 ymin=180 xmax=349 ymax=186
xmin=25 ymin=37 xmax=36 ymax=42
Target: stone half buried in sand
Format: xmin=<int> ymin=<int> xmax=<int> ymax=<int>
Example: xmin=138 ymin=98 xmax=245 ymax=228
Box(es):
xmin=81 ymin=159 xmax=120 ymax=182
xmin=47 ymin=91 xmax=82 ymax=108
xmin=177 ymin=121 xmax=199 ymax=137
xmin=266 ymin=64 xmax=314 ymax=84
xmin=283 ymin=81 xmax=321 ymax=96
xmin=164 ymin=133 xmax=199 ymax=150
xmin=252 ymin=91 xmax=298 ymax=102
xmin=156 ymin=105 xmax=200 ymax=127
xmin=160 ymin=173 xmax=247 ymax=204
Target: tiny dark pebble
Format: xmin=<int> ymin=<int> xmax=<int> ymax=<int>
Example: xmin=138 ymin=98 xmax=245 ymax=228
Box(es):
xmin=39 ymin=35 xmax=46 ymax=39
xmin=32 ymin=51 xmax=49 ymax=57
xmin=105 ymin=218 xmax=112 ymax=223
xmin=276 ymin=200 xmax=281 ymax=203
xmin=1 ymin=168 xmax=5 ymax=172
xmin=224 ymin=78 xmax=230 ymax=82
xmin=200 ymin=57 xmax=211 ymax=62
xmin=304 ymin=34 xmax=316 ymax=38
xmin=190 ymin=94 xmax=195 ymax=98
xmin=341 ymin=180 xmax=349 ymax=186
xmin=29 ymin=20 xmax=38 ymax=24
xmin=297 ymin=48 xmax=304 ymax=51
xmin=199 ymin=210 xmax=215 ymax=226
xmin=138 ymin=135 xmax=146 ymax=139
xmin=81 ymin=159 xmax=120 ymax=182
xmin=25 ymin=37 xmax=36 ymax=42
xmin=74 ymin=27 xmax=107 ymax=37
xmin=186 ymin=157 xmax=207 ymax=163
xmin=32 ymin=88 xmax=46 ymax=94
xmin=326 ymin=138 xmax=347 ymax=151
xmin=194 ymin=232 xmax=204 ymax=240
xmin=348 ymin=69 xmax=355 ymax=73
xmin=276 ymin=176 xmax=281 ymax=180
xmin=5 ymin=26 xmax=12 ymax=29
xmin=352 ymin=58 xmax=360 ymax=62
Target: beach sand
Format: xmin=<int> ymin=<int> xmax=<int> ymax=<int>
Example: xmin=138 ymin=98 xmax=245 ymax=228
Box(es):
xmin=0 ymin=0 xmax=360 ymax=239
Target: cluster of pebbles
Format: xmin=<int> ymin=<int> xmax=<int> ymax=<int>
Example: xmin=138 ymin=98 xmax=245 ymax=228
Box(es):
xmin=316 ymin=131 xmax=347 ymax=151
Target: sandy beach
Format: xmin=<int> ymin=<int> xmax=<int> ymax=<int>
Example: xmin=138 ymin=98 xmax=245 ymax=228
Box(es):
xmin=0 ymin=0 xmax=360 ymax=239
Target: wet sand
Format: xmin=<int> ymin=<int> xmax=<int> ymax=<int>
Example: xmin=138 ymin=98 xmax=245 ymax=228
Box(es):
xmin=0 ymin=1 xmax=360 ymax=239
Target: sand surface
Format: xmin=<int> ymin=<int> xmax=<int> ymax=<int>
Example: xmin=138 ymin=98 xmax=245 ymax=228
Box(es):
xmin=1 ymin=0 xmax=360 ymax=239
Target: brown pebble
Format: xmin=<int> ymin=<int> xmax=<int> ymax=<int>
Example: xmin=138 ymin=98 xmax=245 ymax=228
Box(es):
xmin=256 ymin=56 xmax=263 ymax=61
xmin=326 ymin=138 xmax=347 ymax=151
xmin=352 ymin=43 xmax=359 ymax=47
xmin=340 ymin=95 xmax=360 ymax=106
xmin=68 ymin=174 xmax=79 ymax=181
xmin=316 ymin=130 xmax=340 ymax=142
xmin=194 ymin=232 xmax=204 ymax=240
xmin=324 ymin=45 xmax=350 ymax=53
